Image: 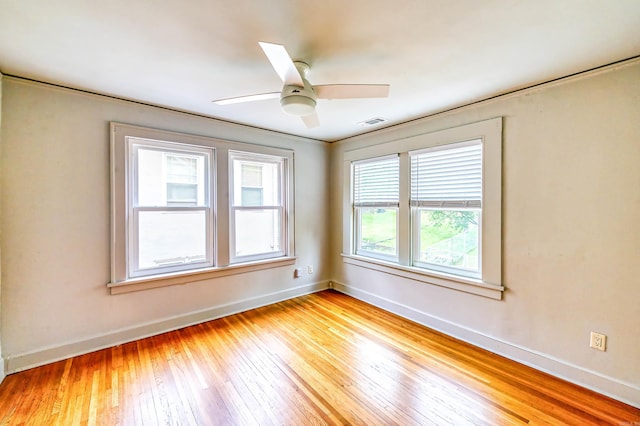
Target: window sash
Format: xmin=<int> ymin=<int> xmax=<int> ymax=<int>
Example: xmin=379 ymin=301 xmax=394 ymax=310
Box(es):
xmin=229 ymin=206 xmax=285 ymax=262
xmin=130 ymin=206 xmax=213 ymax=277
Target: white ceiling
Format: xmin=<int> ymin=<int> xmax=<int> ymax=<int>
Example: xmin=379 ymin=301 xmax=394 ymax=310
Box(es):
xmin=1 ymin=0 xmax=639 ymax=142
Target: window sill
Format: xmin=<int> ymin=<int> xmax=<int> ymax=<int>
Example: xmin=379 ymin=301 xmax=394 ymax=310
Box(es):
xmin=341 ymin=254 xmax=504 ymax=300
xmin=108 ymin=256 xmax=297 ymax=295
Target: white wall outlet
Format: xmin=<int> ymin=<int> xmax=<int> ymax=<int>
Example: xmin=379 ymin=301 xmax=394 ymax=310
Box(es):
xmin=307 ymin=265 xmax=313 ymax=274
xmin=589 ymin=332 xmax=607 ymax=351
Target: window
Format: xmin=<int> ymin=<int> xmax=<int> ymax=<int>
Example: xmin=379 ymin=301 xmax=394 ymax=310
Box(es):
xmin=353 ymin=155 xmax=399 ymax=261
xmin=343 ymin=118 xmax=502 ymax=299
xmin=229 ymin=151 xmax=287 ymax=263
xmin=129 ymin=140 xmax=213 ymax=278
xmin=110 ymin=123 xmax=295 ymax=293
xmin=410 ymin=141 xmax=482 ymax=278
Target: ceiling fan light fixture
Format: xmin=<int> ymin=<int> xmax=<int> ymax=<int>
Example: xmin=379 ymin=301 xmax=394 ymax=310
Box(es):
xmin=281 ymin=95 xmax=316 ymax=116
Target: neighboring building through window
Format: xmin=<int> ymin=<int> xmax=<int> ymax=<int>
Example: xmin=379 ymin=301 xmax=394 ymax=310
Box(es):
xmin=240 ymin=163 xmax=264 ymax=206
xmin=166 ymin=154 xmax=199 ymax=206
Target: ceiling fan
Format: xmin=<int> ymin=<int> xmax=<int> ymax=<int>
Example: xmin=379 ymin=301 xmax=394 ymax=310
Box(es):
xmin=213 ymin=42 xmax=390 ymax=128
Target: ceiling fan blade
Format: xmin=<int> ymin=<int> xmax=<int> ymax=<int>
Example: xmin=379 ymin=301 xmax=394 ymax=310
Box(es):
xmin=213 ymin=92 xmax=280 ymax=105
xmin=314 ymin=84 xmax=390 ymax=99
xmin=301 ymin=112 xmax=320 ymax=128
xmin=258 ymin=42 xmax=304 ymax=87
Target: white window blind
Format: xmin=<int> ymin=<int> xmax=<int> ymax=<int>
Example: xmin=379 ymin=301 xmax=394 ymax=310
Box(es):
xmin=410 ymin=140 xmax=482 ymax=208
xmin=353 ymin=155 xmax=399 ymax=207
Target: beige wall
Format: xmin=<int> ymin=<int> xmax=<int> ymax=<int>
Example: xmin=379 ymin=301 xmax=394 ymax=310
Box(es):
xmin=0 ymin=72 xmax=4 ymax=382
xmin=0 ymin=78 xmax=330 ymax=370
xmin=329 ymin=60 xmax=640 ymax=405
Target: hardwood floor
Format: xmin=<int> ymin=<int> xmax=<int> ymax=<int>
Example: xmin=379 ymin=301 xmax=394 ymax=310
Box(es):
xmin=0 ymin=290 xmax=638 ymax=425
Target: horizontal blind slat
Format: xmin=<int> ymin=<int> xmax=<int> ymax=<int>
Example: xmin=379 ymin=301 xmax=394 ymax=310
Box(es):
xmin=354 ymin=155 xmax=399 ymax=204
xmin=410 ymin=141 xmax=482 ymax=205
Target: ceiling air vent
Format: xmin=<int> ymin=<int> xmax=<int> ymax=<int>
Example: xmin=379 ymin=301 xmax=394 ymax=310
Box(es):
xmin=358 ymin=117 xmax=387 ymax=127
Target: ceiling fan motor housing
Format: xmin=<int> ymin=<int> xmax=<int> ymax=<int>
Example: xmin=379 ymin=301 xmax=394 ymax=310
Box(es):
xmin=281 ymin=84 xmax=316 ymax=116
xmin=280 ymin=62 xmax=317 ymax=116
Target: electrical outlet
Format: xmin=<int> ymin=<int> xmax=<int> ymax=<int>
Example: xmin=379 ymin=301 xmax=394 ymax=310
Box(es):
xmin=590 ymin=332 xmax=606 ymax=351
xmin=307 ymin=265 xmax=313 ymax=274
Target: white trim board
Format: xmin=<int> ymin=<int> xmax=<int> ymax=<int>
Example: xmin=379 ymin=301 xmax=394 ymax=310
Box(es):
xmin=5 ymin=281 xmax=330 ymax=374
xmin=331 ymin=280 xmax=640 ymax=409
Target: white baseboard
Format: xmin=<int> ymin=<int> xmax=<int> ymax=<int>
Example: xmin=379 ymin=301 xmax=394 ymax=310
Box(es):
xmin=0 ymin=357 xmax=5 ymax=384
xmin=331 ymin=280 xmax=640 ymax=409
xmin=5 ymin=281 xmax=330 ymax=374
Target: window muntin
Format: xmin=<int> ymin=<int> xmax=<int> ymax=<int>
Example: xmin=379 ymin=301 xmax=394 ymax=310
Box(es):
xmin=352 ymin=155 xmax=400 ymax=261
xmin=410 ymin=140 xmax=482 ymax=278
xmin=229 ymin=151 xmax=287 ymax=263
xmin=129 ymin=139 xmax=214 ymax=278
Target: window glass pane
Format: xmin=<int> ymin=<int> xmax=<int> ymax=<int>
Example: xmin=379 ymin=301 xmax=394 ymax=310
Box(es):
xmin=417 ymin=209 xmax=479 ymax=271
xmin=357 ymin=207 xmax=397 ymax=257
xmin=234 ymin=209 xmax=281 ymax=257
xmin=136 ymin=148 xmax=207 ymax=207
xmin=137 ymin=210 xmax=207 ymax=269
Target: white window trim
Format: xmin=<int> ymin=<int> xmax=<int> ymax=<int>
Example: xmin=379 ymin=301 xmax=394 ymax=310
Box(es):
xmin=110 ymin=123 xmax=295 ymax=294
xmin=342 ymin=117 xmax=503 ymax=299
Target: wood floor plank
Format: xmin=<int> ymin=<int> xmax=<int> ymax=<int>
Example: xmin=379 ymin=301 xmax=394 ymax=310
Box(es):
xmin=0 ymin=290 xmax=638 ymax=425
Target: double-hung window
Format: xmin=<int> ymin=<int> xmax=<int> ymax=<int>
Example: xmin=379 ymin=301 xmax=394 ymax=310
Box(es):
xmin=110 ymin=123 xmax=295 ymax=293
xmin=352 ymin=155 xmax=399 ymax=261
xmin=410 ymin=141 xmax=482 ymax=278
xmin=343 ymin=118 xmax=502 ymax=298
xmin=229 ymin=151 xmax=287 ymax=263
xmin=129 ymin=139 xmax=214 ymax=278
